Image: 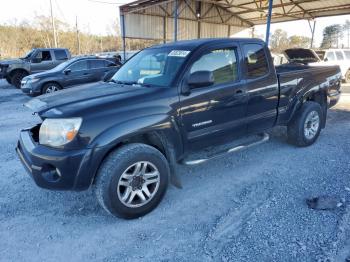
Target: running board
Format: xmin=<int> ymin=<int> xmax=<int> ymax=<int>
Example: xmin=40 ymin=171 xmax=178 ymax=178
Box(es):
xmin=181 ymin=133 xmax=269 ymax=165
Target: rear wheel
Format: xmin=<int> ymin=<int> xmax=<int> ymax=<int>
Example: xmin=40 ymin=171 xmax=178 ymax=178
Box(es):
xmin=42 ymin=82 xmax=61 ymax=94
xmin=94 ymin=143 xmax=169 ymax=219
xmin=345 ymin=70 xmax=350 ymax=83
xmin=10 ymin=71 xmax=28 ymax=88
xmin=287 ymin=101 xmax=323 ymax=147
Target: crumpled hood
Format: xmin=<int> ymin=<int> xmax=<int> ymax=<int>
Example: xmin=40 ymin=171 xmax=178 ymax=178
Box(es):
xmin=0 ymin=58 xmax=26 ymax=66
xmin=25 ymin=81 xmax=160 ymax=117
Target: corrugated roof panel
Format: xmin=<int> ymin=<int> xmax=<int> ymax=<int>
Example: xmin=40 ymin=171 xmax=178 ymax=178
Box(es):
xmin=200 ymin=22 xmax=229 ymax=38
xmin=120 ymin=0 xmax=350 ymax=40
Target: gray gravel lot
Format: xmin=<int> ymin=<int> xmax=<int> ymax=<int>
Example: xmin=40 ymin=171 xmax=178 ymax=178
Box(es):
xmin=0 ymin=80 xmax=350 ymax=262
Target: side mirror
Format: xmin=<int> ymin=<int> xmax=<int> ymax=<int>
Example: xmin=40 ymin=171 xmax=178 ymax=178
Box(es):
xmin=31 ymin=57 xmax=42 ymax=63
xmin=63 ymin=69 xmax=71 ymax=75
xmin=187 ymin=71 xmax=214 ymax=88
xmin=324 ymin=57 xmax=328 ymax=62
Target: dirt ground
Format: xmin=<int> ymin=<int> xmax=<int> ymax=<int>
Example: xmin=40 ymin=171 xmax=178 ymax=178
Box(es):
xmin=0 ymin=80 xmax=350 ymax=262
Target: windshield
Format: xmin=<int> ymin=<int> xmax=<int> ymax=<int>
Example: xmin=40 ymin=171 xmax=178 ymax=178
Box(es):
xmin=21 ymin=49 xmax=35 ymax=59
xmin=111 ymin=48 xmax=190 ymax=87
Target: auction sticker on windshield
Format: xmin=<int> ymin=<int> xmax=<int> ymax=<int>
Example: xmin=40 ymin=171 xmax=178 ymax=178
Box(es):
xmin=168 ymin=50 xmax=190 ymax=57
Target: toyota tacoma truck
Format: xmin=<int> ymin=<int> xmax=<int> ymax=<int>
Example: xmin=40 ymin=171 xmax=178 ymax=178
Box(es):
xmin=16 ymin=38 xmax=341 ymax=219
xmin=0 ymin=48 xmax=71 ymax=88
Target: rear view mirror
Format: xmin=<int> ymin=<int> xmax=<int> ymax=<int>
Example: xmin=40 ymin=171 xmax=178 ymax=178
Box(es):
xmin=63 ymin=69 xmax=71 ymax=75
xmin=187 ymin=71 xmax=214 ymax=88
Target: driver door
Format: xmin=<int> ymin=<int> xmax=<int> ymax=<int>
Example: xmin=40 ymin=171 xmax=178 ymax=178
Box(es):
xmin=31 ymin=50 xmax=55 ymax=73
xmin=179 ymin=44 xmax=248 ymax=151
xmin=62 ymin=60 xmax=93 ymax=87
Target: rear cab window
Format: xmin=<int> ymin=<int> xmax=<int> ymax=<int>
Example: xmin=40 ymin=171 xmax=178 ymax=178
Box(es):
xmin=54 ymin=50 xmax=68 ymax=60
xmin=190 ymin=48 xmax=238 ymax=85
xmin=242 ymin=44 xmax=268 ymax=78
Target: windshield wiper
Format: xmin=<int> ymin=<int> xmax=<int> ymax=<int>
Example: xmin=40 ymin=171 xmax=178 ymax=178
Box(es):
xmin=112 ymin=80 xmax=138 ymax=85
xmin=110 ymin=80 xmax=160 ymax=88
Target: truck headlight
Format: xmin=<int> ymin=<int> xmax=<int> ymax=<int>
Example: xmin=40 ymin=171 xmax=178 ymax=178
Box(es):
xmin=39 ymin=118 xmax=82 ymax=147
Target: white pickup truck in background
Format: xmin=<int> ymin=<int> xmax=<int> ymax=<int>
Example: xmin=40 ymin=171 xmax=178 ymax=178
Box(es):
xmin=315 ymin=49 xmax=350 ymax=83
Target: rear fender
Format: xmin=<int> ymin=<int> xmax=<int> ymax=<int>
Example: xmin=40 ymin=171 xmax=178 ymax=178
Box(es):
xmin=288 ymin=88 xmax=327 ymax=127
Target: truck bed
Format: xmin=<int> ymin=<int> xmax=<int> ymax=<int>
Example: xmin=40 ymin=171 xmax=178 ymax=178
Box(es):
xmin=275 ymin=63 xmax=341 ymax=126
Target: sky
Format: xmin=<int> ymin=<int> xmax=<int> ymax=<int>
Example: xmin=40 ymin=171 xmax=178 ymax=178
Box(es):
xmin=0 ymin=0 xmax=349 ymax=47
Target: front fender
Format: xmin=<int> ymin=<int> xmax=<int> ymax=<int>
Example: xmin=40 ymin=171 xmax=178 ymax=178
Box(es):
xmin=90 ymin=113 xmax=183 ymax=158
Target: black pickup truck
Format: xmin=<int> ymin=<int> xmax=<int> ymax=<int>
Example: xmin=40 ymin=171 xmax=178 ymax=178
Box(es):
xmin=16 ymin=38 xmax=341 ymax=219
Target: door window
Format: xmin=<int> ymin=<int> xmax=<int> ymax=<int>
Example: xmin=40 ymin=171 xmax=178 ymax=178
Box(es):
xmin=89 ymin=59 xmax=106 ymax=69
xmin=243 ymin=44 xmax=268 ymax=78
xmin=54 ymin=50 xmax=68 ymax=60
xmin=335 ymin=51 xmax=344 ymax=60
xmin=325 ymin=52 xmax=335 ymax=61
xmin=190 ymin=48 xmax=238 ymax=85
xmin=68 ymin=60 xmax=88 ymax=71
xmin=36 ymin=51 xmax=52 ymax=61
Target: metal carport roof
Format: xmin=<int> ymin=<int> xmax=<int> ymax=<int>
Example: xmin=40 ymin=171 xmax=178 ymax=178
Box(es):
xmin=118 ymin=0 xmax=350 ymax=57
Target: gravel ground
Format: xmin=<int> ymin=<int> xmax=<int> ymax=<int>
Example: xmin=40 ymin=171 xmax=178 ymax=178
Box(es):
xmin=0 ymin=80 xmax=350 ymax=262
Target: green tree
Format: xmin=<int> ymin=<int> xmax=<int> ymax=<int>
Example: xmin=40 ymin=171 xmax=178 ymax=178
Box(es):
xmin=321 ymin=24 xmax=343 ymax=49
xmin=270 ymin=29 xmax=289 ymax=52
xmin=288 ymin=35 xmax=311 ymax=48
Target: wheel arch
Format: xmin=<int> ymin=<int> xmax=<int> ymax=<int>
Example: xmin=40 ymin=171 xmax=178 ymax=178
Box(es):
xmin=303 ymin=89 xmax=327 ymax=128
xmin=85 ymin=115 xmax=184 ymax=189
xmin=288 ymin=88 xmax=328 ymax=128
xmin=9 ymin=68 xmax=29 ymax=77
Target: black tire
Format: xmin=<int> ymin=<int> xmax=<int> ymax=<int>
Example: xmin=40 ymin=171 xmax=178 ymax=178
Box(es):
xmin=94 ymin=143 xmax=170 ymax=219
xmin=5 ymin=76 xmax=11 ymax=85
xmin=345 ymin=70 xmax=350 ymax=83
xmin=10 ymin=71 xmax=28 ymax=88
xmin=287 ymin=101 xmax=323 ymax=147
xmin=42 ymin=82 xmax=61 ymax=94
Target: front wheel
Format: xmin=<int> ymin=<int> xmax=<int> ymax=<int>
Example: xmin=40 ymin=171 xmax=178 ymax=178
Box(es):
xmin=287 ymin=101 xmax=323 ymax=147
xmin=42 ymin=82 xmax=61 ymax=94
xmin=94 ymin=143 xmax=169 ymax=219
xmin=11 ymin=71 xmax=28 ymax=88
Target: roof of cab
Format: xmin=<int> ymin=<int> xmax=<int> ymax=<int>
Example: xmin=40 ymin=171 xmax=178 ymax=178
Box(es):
xmin=149 ymin=38 xmax=265 ymax=51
